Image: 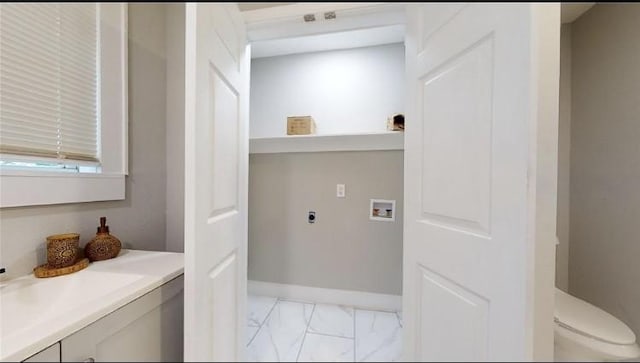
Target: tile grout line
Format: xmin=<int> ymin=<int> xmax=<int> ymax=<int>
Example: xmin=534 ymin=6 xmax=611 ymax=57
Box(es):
xmin=352 ymin=307 xmax=404 ymax=362
xmin=247 ymin=297 xmax=279 ymax=348
xmin=247 ymin=325 xmax=260 ymax=348
xmin=295 ymin=303 xmax=317 ymax=362
xmin=261 ymin=297 xmax=279 ymax=326
xmin=353 ymin=308 xmax=357 ymax=363
xmin=351 ymin=306 xmax=399 ymax=314
xmin=395 ymin=311 xmax=403 ymax=328
xmin=305 ymin=331 xmax=355 ymax=340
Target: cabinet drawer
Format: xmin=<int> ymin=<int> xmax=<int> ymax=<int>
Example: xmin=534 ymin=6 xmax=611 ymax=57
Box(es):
xmin=61 ymin=276 xmax=183 ymax=362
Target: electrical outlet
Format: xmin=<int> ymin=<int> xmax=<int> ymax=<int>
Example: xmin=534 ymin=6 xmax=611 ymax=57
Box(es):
xmin=308 ymin=211 xmax=316 ymax=223
xmin=337 ymin=184 xmax=345 ymax=198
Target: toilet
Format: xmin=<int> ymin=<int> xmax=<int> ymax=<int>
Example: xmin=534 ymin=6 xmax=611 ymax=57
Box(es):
xmin=554 ymin=288 xmax=640 ymax=361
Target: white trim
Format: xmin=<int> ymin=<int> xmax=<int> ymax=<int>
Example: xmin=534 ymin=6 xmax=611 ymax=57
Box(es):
xmin=99 ymin=3 xmax=128 ymax=176
xmin=249 ymin=131 xmax=404 ymax=154
xmin=121 ymin=4 xmax=129 ymax=175
xmin=0 ymin=3 xmax=128 ymax=208
xmin=0 ymin=173 xmax=124 ymax=208
xmin=248 ymin=280 xmax=402 ymax=312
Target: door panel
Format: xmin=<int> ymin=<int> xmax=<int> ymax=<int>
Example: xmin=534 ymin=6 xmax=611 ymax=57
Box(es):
xmin=404 ymin=3 xmax=559 ymax=361
xmin=208 ymin=254 xmax=238 ymax=361
xmin=419 ymin=266 xmax=488 ymax=361
xmin=208 ymin=67 xmax=239 ymax=216
xmin=184 ymin=3 xmax=249 ymax=361
xmin=421 ymin=36 xmax=493 ymax=235
xmin=61 ymin=277 xmax=184 ymax=362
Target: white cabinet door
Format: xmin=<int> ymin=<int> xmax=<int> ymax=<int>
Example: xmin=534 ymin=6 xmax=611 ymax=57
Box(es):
xmin=183 ymin=3 xmax=249 ymax=362
xmin=403 ymin=3 xmax=559 ymax=361
xmin=61 ymin=276 xmax=183 ymax=362
xmin=22 ymin=343 xmax=60 ymax=362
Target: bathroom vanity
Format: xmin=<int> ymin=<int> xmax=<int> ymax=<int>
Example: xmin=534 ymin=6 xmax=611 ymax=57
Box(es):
xmin=0 ymin=250 xmax=184 ymax=362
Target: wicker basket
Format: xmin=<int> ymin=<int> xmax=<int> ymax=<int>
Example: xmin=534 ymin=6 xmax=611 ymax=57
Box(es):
xmin=46 ymin=233 xmax=80 ymax=268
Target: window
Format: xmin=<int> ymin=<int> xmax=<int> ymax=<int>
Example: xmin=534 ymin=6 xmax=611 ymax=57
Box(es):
xmin=1 ymin=4 xmax=99 ymax=165
xmin=0 ymin=3 xmax=127 ymax=207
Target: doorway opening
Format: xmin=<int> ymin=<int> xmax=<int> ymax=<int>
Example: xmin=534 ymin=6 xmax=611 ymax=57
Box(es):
xmin=554 ymin=3 xmax=640 ymax=361
xmin=242 ymin=4 xmax=406 ymax=362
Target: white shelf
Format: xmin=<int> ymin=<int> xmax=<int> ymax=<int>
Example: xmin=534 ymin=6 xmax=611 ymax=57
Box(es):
xmin=249 ymin=131 xmax=404 ymax=154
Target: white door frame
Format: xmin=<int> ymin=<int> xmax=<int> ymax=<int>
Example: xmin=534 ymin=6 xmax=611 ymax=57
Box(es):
xmin=184 ymin=3 xmax=250 ymax=361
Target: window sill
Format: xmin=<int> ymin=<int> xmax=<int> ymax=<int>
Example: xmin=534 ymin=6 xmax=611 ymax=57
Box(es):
xmin=0 ymin=171 xmax=125 ymax=208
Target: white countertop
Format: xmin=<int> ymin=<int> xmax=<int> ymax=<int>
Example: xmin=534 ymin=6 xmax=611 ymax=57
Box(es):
xmin=0 ymin=249 xmax=184 ymax=362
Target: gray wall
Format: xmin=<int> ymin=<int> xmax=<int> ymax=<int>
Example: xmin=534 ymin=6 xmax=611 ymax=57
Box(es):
xmin=165 ymin=3 xmax=185 ymax=252
xmin=248 ymin=151 xmax=403 ymax=295
xmin=556 ymin=24 xmax=571 ymax=292
xmin=0 ymin=4 xmax=169 ymax=280
xmin=569 ymin=4 xmax=640 ymax=336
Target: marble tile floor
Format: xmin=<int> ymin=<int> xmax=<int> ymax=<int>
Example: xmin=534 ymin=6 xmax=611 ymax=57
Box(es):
xmin=246 ymin=295 xmax=403 ymax=362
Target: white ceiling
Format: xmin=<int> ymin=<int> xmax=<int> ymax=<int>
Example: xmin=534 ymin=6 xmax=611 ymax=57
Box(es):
xmin=244 ymin=2 xmax=404 ymax=59
xmin=251 ymin=24 xmax=405 ymax=58
xmin=245 ymin=3 xmax=594 ymax=59
xmin=240 ymin=3 xmax=597 ymax=24
xmin=238 ymin=3 xmax=293 ymax=12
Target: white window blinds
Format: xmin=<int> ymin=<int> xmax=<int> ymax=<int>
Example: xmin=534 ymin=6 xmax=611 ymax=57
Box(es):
xmin=0 ymin=3 xmax=99 ymax=162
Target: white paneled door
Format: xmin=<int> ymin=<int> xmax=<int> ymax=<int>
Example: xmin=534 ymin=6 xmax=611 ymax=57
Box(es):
xmin=184 ymin=3 xmax=250 ymax=361
xmin=403 ymin=3 xmax=559 ymax=361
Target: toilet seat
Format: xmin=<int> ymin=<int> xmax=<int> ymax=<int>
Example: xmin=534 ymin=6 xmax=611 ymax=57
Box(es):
xmin=554 ymin=288 xmax=636 ymax=345
xmin=554 ymin=323 xmax=640 ymax=361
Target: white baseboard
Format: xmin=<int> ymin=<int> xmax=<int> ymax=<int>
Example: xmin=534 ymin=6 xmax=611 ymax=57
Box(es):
xmin=248 ymin=280 xmax=402 ymax=312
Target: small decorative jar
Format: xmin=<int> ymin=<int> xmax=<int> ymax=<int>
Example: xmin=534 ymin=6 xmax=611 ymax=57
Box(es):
xmin=46 ymin=233 xmax=80 ymax=268
xmin=84 ymin=217 xmax=121 ymax=262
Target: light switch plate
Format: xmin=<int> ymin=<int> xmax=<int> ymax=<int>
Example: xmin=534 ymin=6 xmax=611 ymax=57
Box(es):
xmin=337 ymin=184 xmax=345 ymax=198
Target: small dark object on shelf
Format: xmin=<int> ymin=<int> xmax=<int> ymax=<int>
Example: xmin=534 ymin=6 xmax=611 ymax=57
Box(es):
xmin=85 ymin=217 xmax=122 ymax=262
xmin=387 ymin=113 xmax=405 ymax=131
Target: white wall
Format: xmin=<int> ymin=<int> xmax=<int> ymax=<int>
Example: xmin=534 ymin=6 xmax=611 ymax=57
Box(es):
xmin=0 ymin=4 xmax=169 ymax=280
xmin=556 ymin=24 xmax=571 ymax=292
xmin=165 ymin=3 xmax=185 ymax=253
xmin=250 ymin=43 xmax=405 ymax=138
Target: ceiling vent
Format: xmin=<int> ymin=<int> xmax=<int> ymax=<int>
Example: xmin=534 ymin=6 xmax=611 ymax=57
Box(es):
xmin=303 ymin=11 xmax=337 ymax=23
xmin=324 ymin=11 xmax=336 ymax=20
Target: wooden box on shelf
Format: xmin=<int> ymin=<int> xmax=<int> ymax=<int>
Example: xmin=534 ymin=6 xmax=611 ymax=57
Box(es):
xmin=287 ymin=116 xmax=316 ymax=135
